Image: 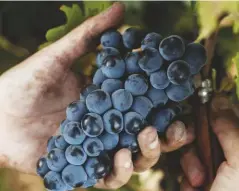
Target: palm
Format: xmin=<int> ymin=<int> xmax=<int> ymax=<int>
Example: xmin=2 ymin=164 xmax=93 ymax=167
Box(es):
xmin=0 ymin=64 xmax=84 ymax=173
xmin=0 ymin=3 xmax=124 ymax=174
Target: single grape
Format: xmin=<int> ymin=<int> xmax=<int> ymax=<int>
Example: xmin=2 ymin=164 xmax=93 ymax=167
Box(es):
xmin=63 ymin=121 xmax=86 ymax=145
xmin=125 ymin=52 xmax=142 ymax=74
xmin=99 ymin=132 xmax=119 ymax=150
xmin=119 ymin=132 xmax=139 ymax=153
xmin=93 ymin=69 xmax=107 ymax=86
xmin=84 ymin=153 xmax=111 ymax=179
xmin=83 ymin=137 xmax=104 ymax=157
xmin=65 ymin=145 xmax=87 ymax=165
xmin=96 ymin=47 xmax=120 ymax=68
xmin=159 ymin=35 xmax=185 ymax=61
xmin=55 ymin=135 xmax=69 ymax=150
xmin=183 ymin=43 xmax=207 ymax=75
xmin=138 ymin=47 xmax=163 ymax=73
xmin=80 ymin=84 xmax=99 ymax=101
xmin=150 ymin=69 xmax=170 ymax=89
xmin=101 ymin=55 xmax=126 ymax=78
xmin=101 ymin=30 xmax=122 ymax=49
xmin=167 ymin=60 xmax=191 ymax=85
xmin=81 ymin=113 xmax=104 ymax=137
xmin=165 ymin=82 xmax=194 ymax=102
xmin=146 ymin=86 xmax=168 ymax=107
xmin=46 ymin=148 xmax=68 ymax=172
xmin=81 ymin=177 xmax=97 ymax=188
xmin=44 ymin=171 xmax=67 ymax=191
xmin=103 ymin=109 xmax=124 ymax=134
xmin=124 ymin=112 xmax=145 ymax=135
xmin=62 ymin=165 xmax=88 ymax=188
xmin=66 ymin=100 xmax=88 ymax=121
xmin=152 ymin=108 xmax=175 ymax=132
xmin=131 ymin=96 xmax=153 ymax=118
xmin=141 ymin=32 xmax=162 ymax=50
xmin=101 ymin=79 xmax=123 ymax=94
xmin=60 ymin=119 xmax=70 ymax=135
xmin=47 ymin=136 xmax=57 ymax=153
xmin=36 ymin=157 xmax=49 ymax=178
xmin=125 ymin=74 xmax=148 ymax=96
xmin=122 ymin=27 xmax=146 ymax=49
xmin=86 ymin=90 xmax=112 ymax=114
xmin=112 ymin=89 xmax=133 ymax=112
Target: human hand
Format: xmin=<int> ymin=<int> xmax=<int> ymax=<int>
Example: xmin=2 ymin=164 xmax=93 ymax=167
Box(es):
xmin=180 ymin=96 xmax=239 ymax=191
xmin=0 ymin=2 xmax=195 ymax=189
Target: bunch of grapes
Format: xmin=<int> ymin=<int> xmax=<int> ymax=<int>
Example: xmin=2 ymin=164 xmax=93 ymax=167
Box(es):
xmin=36 ymin=27 xmax=206 ymax=191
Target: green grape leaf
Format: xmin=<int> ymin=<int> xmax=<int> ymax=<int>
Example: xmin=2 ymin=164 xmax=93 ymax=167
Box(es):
xmin=196 ymin=1 xmax=239 ymax=40
xmin=84 ymin=1 xmax=112 ymax=18
xmin=45 ymin=4 xmax=84 ymax=42
xmin=233 ymin=14 xmax=239 ymax=34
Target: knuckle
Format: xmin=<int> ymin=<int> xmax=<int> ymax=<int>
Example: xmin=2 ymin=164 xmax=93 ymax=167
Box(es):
xmin=114 ymin=148 xmax=131 ymax=162
xmin=142 ymin=143 xmax=161 ymax=159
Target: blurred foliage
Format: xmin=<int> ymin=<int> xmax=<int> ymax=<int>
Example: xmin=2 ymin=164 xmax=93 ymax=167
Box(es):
xmin=196 ymin=1 xmax=239 ymax=41
xmin=1 ymin=1 xmax=239 ymax=191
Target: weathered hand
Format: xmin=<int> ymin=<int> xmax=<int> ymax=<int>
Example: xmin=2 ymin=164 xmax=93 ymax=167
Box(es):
xmin=0 ymin=2 xmax=124 ymax=173
xmin=180 ymin=96 xmax=239 ymax=191
xmin=0 ymin=3 xmax=195 ymax=189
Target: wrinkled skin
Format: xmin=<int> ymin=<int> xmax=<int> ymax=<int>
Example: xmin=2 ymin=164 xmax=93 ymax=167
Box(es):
xmin=0 ymin=2 xmax=208 ymax=190
xmin=180 ymin=96 xmax=239 ymax=191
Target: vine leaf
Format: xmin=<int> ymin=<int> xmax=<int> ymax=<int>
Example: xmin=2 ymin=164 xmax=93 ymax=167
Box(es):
xmin=38 ymin=2 xmax=112 ymax=75
xmin=39 ymin=2 xmax=112 ymax=50
xmin=196 ymin=1 xmax=239 ymax=41
xmin=45 ymin=4 xmax=84 ymax=42
xmin=233 ymin=14 xmax=239 ymax=34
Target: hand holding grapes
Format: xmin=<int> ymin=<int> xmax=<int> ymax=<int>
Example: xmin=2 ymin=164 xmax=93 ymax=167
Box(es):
xmin=0 ymin=2 xmax=196 ymax=189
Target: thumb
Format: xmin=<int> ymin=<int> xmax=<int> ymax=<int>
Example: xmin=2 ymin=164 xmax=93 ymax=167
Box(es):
xmin=19 ymin=2 xmax=125 ymax=75
xmin=45 ymin=2 xmax=125 ymax=64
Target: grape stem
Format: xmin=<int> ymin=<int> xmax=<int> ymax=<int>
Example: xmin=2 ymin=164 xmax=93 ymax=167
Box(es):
xmin=202 ymin=30 xmax=218 ymax=79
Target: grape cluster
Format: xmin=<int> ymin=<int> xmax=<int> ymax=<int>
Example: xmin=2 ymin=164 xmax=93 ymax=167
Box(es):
xmin=36 ymin=28 xmax=206 ymax=191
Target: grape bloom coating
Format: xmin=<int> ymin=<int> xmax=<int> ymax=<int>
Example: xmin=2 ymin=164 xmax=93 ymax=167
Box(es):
xmin=37 ymin=27 xmax=207 ymax=191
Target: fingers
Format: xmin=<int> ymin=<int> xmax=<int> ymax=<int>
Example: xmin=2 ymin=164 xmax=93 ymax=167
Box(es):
xmin=212 ymin=110 xmax=239 ymax=167
xmin=41 ymin=2 xmax=125 ymax=67
xmin=180 ymin=148 xmax=205 ymax=187
xmin=161 ymin=121 xmax=195 ymax=152
xmin=95 ymin=149 xmax=133 ymax=189
xmin=134 ymin=127 xmax=161 ymax=172
xmin=133 ymin=121 xmax=195 ymax=172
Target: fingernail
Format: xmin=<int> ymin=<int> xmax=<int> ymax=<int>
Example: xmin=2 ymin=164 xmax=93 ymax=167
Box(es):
xmin=167 ymin=121 xmax=186 ymax=143
xmin=146 ymin=129 xmax=157 ymax=143
xmin=124 ymin=161 xmax=132 ymax=169
xmin=149 ymin=137 xmax=159 ymax=150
